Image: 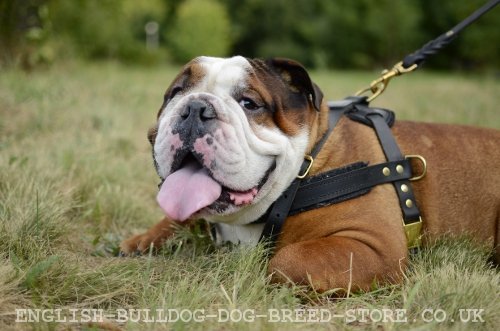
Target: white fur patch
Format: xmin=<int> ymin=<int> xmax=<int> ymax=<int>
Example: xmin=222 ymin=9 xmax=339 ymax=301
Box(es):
xmin=214 ymin=223 xmax=265 ymax=246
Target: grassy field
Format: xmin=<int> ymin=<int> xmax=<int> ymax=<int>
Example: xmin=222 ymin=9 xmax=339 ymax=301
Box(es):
xmin=0 ymin=61 xmax=499 ymax=330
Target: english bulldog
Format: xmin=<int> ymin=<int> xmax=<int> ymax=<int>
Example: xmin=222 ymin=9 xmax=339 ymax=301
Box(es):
xmin=120 ymin=56 xmax=500 ymax=292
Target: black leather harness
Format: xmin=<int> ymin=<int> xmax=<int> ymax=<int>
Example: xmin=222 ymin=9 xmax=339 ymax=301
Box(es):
xmin=254 ymin=96 xmax=425 ymax=252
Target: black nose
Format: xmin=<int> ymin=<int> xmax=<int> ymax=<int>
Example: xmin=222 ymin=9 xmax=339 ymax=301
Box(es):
xmin=180 ymin=100 xmax=216 ymax=121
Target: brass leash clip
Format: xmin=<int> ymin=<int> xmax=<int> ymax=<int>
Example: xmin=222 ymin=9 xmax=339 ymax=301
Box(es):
xmin=356 ymin=61 xmax=418 ymax=102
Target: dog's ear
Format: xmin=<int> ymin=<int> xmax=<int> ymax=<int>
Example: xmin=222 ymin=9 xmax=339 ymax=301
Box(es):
xmin=147 ymin=125 xmax=158 ymax=146
xmin=267 ymin=58 xmax=323 ymax=111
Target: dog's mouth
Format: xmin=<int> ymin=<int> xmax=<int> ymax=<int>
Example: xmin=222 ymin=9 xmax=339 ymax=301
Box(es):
xmin=156 ymin=153 xmax=275 ymax=222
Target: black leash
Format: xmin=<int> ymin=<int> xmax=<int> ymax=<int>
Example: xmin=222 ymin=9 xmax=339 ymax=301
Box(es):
xmin=402 ymin=0 xmax=499 ymax=69
xmin=356 ymin=0 xmax=499 ymax=102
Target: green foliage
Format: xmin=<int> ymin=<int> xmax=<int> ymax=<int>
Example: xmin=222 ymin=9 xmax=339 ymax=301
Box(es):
xmin=46 ymin=0 xmax=167 ymax=64
xmin=167 ymin=0 xmax=232 ymax=63
xmin=48 ymin=0 xmax=135 ymax=60
xmin=1 ymin=0 xmax=498 ymax=69
xmin=224 ymin=0 xmax=327 ymax=68
xmin=363 ymin=0 xmax=423 ymax=67
xmin=223 ymin=0 xmax=499 ymax=69
xmin=223 ymin=0 xmax=423 ymax=68
xmin=418 ymin=0 xmax=500 ymax=69
xmin=0 ymin=0 xmax=25 ymax=64
xmin=0 ymin=1 xmax=54 ymax=69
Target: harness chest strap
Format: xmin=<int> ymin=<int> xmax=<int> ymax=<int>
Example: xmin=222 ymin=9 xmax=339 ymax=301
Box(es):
xmin=257 ymin=97 xmax=425 ymax=251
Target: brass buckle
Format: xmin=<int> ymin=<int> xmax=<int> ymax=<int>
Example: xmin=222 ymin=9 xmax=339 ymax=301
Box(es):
xmin=403 ymin=217 xmax=423 ymax=249
xmin=405 ymin=155 xmax=427 ymax=181
xmin=297 ymin=155 xmax=314 ymax=179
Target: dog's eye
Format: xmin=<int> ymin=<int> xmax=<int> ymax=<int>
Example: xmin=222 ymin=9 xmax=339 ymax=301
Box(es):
xmin=239 ymin=97 xmax=261 ymax=111
xmin=171 ymin=86 xmax=183 ymax=98
xmin=165 ymin=86 xmax=182 ymax=102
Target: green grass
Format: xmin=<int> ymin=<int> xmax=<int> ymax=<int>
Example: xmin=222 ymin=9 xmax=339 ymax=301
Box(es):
xmin=0 ymin=61 xmax=499 ymax=330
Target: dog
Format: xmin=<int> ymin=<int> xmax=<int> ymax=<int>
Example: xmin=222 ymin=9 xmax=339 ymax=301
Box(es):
xmin=120 ymin=56 xmax=500 ymax=292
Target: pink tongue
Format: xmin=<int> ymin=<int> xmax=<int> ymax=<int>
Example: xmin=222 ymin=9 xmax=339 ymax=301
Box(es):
xmin=157 ymin=162 xmax=222 ymax=222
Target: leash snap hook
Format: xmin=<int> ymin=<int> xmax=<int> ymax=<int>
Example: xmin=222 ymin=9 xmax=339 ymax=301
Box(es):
xmin=356 ymin=61 xmax=418 ymax=102
xmin=355 ymin=69 xmax=395 ymax=102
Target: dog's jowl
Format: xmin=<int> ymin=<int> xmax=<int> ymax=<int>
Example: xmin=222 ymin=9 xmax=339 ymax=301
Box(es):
xmin=121 ymin=56 xmax=500 ymax=292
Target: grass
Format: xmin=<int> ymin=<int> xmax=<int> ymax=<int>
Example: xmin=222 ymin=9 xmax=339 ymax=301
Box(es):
xmin=0 ymin=60 xmax=499 ymax=330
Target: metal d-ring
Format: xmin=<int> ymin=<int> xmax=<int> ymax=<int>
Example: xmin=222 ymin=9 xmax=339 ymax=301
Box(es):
xmin=405 ymin=155 xmax=427 ymax=181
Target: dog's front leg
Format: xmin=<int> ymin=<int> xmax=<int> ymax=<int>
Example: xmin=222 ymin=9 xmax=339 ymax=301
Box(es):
xmin=120 ymin=217 xmax=182 ymax=255
xmin=268 ymin=235 xmax=407 ymax=293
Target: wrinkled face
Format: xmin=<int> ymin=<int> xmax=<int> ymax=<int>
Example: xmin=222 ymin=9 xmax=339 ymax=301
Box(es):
xmin=150 ymin=56 xmax=323 ymax=225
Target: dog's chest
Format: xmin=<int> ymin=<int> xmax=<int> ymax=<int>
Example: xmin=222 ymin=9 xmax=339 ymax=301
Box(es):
xmin=213 ymin=223 xmax=265 ymax=246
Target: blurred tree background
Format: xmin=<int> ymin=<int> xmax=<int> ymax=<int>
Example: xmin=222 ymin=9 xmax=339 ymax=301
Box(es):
xmin=0 ymin=0 xmax=498 ymax=70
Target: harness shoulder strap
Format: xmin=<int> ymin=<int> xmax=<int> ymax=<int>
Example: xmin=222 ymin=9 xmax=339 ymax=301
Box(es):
xmin=346 ymin=104 xmax=423 ymax=249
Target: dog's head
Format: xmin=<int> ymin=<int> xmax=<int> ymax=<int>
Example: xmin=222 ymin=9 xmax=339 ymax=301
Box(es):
xmin=149 ymin=56 xmax=324 ymax=224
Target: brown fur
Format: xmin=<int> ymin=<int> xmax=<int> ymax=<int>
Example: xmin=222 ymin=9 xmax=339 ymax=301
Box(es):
xmin=121 ymin=59 xmax=500 ymax=293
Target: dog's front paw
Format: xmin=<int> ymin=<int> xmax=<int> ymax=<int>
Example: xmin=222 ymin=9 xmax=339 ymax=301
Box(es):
xmin=118 ymin=217 xmax=181 ymax=256
xmin=119 ymin=232 xmax=165 ymax=256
